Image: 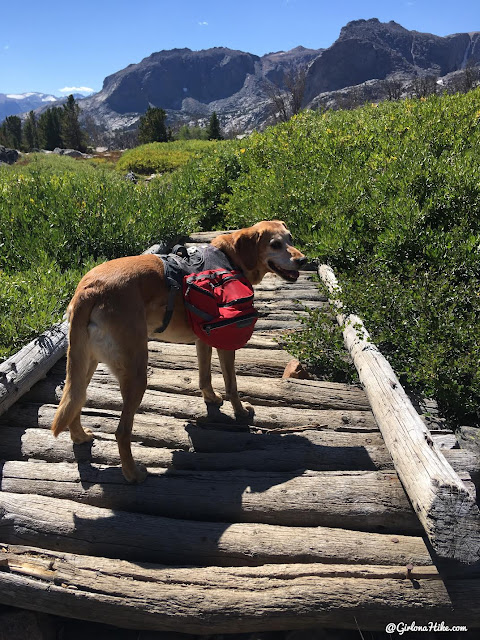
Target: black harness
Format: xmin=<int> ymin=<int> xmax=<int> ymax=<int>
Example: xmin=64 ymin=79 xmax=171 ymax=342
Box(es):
xmin=154 ymin=244 xmax=235 ymax=333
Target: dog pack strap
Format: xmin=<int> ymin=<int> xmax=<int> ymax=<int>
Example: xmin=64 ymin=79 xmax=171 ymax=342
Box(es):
xmin=154 ymin=277 xmax=181 ymax=334
xmin=184 ymin=300 xmax=216 ymax=321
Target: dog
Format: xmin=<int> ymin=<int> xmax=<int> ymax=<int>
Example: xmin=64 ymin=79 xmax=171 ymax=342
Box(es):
xmin=51 ymin=220 xmax=307 ymax=483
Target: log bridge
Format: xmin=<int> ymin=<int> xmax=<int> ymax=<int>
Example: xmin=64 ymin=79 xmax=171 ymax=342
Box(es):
xmin=0 ymin=230 xmax=479 ymax=634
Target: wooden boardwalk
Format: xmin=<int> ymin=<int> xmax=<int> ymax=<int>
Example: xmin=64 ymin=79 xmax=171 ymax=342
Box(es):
xmin=0 ymin=231 xmax=479 ymax=633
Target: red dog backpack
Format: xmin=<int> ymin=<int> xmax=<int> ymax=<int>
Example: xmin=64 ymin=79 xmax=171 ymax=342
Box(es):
xmin=183 ymin=268 xmax=258 ymax=350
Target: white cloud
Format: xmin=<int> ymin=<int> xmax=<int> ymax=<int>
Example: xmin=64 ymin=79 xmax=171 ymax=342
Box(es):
xmin=3 ymin=44 xmax=9 ymax=50
xmin=7 ymin=93 xmax=34 ymax=99
xmin=198 ymin=21 xmax=208 ymax=26
xmin=59 ymin=86 xmax=94 ymax=94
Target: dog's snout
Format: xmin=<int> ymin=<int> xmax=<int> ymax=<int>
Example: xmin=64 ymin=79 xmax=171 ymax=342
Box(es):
xmin=296 ymin=256 xmax=308 ymax=268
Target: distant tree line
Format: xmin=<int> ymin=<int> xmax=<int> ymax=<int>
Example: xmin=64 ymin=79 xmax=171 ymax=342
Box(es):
xmin=0 ymin=95 xmax=88 ymax=152
xmin=137 ymin=107 xmax=224 ymax=145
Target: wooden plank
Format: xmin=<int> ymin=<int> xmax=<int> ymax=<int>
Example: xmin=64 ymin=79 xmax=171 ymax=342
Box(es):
xmin=255 ymin=319 xmax=302 ymax=330
xmin=253 ymin=289 xmax=322 ymax=300
xmin=0 ymin=322 xmax=68 ymax=417
xmin=15 ymin=381 xmax=380 ymax=430
xmin=319 ymin=264 xmax=480 ymax=564
xmin=0 ymin=402 xmax=379 ymax=451
xmin=255 ymin=299 xmax=325 ymax=311
xmin=0 ymin=403 xmax=193 ymax=448
xmin=87 ymin=366 xmax=372 ymax=412
xmin=1 ymin=426 xmax=477 ymax=478
xmin=147 ymin=342 xmax=293 ymax=377
xmin=0 ymin=461 xmax=422 ymax=533
xmin=0 ymin=545 xmax=459 ymax=633
xmin=0 ymin=492 xmax=433 ymax=567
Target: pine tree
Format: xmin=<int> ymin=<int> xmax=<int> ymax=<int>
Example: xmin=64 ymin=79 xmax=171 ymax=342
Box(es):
xmin=206 ymin=111 xmax=223 ymax=140
xmin=38 ymin=107 xmax=63 ymax=150
xmin=0 ymin=115 xmax=22 ymax=149
xmin=23 ymin=111 xmax=39 ymax=151
xmin=61 ymin=94 xmax=87 ymax=151
xmin=138 ymin=106 xmax=169 ymax=144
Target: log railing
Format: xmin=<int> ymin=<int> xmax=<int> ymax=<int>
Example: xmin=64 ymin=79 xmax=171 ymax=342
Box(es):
xmin=318 ymin=264 xmax=480 ymax=564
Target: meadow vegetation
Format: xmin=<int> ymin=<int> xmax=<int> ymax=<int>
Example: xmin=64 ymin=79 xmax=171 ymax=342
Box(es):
xmin=0 ymin=153 xmax=203 ymax=357
xmin=116 ymin=139 xmax=218 ymax=175
xmin=2 ymin=89 xmax=479 ymax=426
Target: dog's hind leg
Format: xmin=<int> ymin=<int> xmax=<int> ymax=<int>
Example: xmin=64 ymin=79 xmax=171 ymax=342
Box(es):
xmin=112 ymin=348 xmax=148 ymax=484
xmin=217 ymin=348 xmax=254 ymax=420
xmin=196 ymin=339 xmax=223 ymax=406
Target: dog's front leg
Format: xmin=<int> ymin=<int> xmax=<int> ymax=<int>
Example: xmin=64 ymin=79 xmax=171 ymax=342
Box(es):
xmin=196 ymin=339 xmax=223 ymax=406
xmin=217 ymin=348 xmax=254 ymax=420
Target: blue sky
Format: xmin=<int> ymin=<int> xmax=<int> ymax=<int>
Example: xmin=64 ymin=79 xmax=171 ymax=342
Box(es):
xmin=1 ymin=0 xmax=479 ymax=97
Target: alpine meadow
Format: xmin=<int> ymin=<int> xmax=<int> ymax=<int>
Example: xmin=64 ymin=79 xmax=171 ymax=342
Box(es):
xmin=1 ymin=88 xmax=480 ymax=427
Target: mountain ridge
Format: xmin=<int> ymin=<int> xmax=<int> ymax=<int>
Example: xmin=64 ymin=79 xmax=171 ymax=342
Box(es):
xmin=3 ymin=19 xmax=480 ymax=139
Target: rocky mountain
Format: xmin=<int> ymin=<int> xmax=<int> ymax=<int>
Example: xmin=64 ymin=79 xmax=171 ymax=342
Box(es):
xmin=77 ymin=18 xmax=479 ymax=139
xmin=79 ymin=45 xmax=320 ymax=136
xmin=6 ymin=19 xmax=480 ymax=140
xmin=303 ymin=18 xmax=480 ymax=103
xmin=0 ymin=92 xmax=58 ymax=121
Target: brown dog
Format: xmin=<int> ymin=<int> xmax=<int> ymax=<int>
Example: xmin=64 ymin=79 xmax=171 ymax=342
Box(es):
xmin=51 ymin=220 xmax=306 ymax=482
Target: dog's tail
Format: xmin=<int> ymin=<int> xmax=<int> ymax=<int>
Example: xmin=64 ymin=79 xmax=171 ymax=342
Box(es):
xmin=51 ymin=293 xmax=95 ymax=437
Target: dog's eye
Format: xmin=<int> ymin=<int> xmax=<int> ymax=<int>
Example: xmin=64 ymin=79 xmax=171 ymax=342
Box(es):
xmin=270 ymin=240 xmax=283 ymax=250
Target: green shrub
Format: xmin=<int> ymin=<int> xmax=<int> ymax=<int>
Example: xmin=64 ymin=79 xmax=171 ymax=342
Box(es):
xmin=3 ymin=91 xmax=480 ymax=428
xmin=0 ymin=153 xmax=202 ymax=360
xmin=0 ymin=252 xmax=97 ymax=360
xmin=212 ymin=92 xmax=480 ymax=425
xmin=116 ymin=140 xmax=218 ymax=175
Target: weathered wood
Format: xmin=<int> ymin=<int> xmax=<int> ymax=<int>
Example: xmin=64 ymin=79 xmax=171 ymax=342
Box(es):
xmin=147 ymin=341 xmax=292 ymax=377
xmin=185 ymin=230 xmax=238 ymax=242
xmin=0 ymin=402 xmax=453 ymax=452
xmin=319 ymin=264 xmax=480 ymax=564
xmin=187 ymin=424 xmax=457 ymax=452
xmin=255 ymin=299 xmax=326 ymax=311
xmin=0 ymin=492 xmax=432 ymax=567
xmin=1 ymin=426 xmax=477 ymax=478
xmin=10 ymin=382 xmax=380 ymax=430
xmin=253 ymin=289 xmax=321 ymax=300
xmin=87 ymin=366 xmax=372 ymax=412
xmin=0 ymin=461 xmax=422 ymax=533
xmin=0 ymin=321 xmax=68 ymax=417
xmin=254 ymin=318 xmax=302 ymax=330
xmin=0 ymin=545 xmax=467 ymax=633
xmin=257 ymin=313 xmax=309 ymax=324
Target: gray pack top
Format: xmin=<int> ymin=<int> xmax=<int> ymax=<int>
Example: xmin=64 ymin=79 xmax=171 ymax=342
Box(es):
xmin=154 ymin=244 xmax=235 ymax=333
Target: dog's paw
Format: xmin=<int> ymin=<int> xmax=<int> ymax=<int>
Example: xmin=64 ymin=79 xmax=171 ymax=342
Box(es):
xmin=122 ymin=463 xmax=148 ymax=484
xmin=202 ymin=389 xmax=223 ymax=406
xmin=235 ymin=403 xmax=255 ymax=422
xmin=71 ymin=428 xmax=94 ymax=444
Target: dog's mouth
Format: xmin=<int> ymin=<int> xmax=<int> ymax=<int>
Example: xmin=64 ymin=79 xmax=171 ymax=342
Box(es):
xmin=268 ymin=261 xmax=299 ymax=282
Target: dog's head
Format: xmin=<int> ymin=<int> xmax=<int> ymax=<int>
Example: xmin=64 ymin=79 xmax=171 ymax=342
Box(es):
xmin=212 ymin=220 xmax=307 ymax=285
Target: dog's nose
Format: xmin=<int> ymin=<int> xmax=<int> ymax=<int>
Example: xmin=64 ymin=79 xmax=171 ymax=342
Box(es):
xmin=296 ymin=256 xmax=308 ymax=268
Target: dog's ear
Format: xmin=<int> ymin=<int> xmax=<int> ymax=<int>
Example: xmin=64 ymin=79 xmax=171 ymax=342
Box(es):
xmin=233 ymin=230 xmax=259 ymax=272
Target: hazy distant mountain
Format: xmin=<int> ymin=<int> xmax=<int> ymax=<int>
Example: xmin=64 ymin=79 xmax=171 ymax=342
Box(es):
xmin=0 ymin=92 xmax=58 ymax=121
